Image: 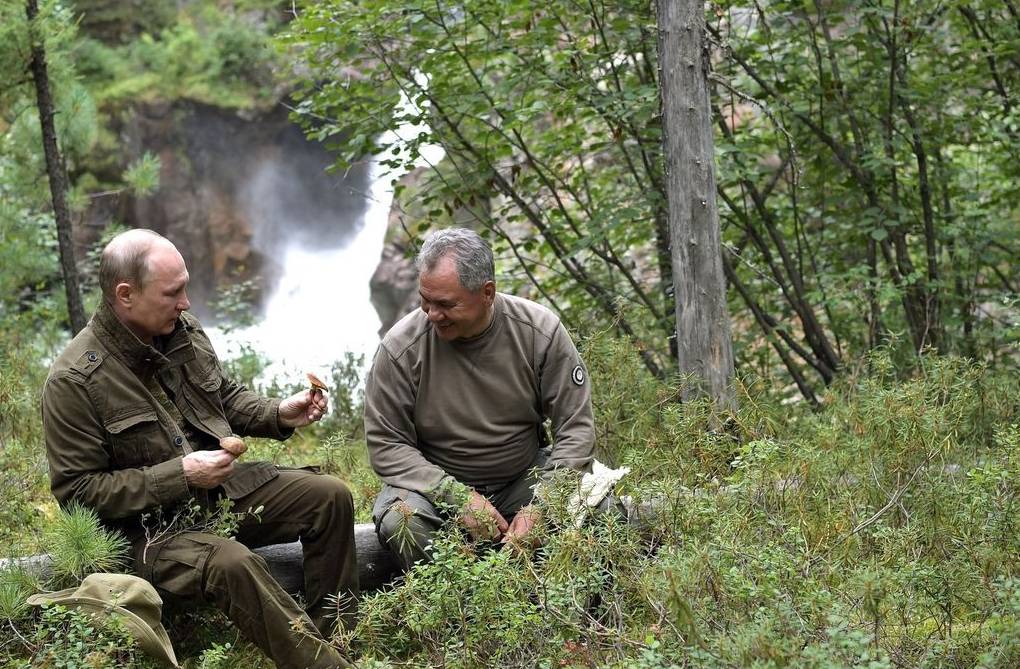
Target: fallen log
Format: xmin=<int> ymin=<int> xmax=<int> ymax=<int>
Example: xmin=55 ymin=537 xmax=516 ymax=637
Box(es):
xmin=3 ymin=494 xmax=662 ymax=595
xmin=262 ymin=522 xmax=401 ymax=593
xmin=1 ymin=522 xmax=402 ymax=594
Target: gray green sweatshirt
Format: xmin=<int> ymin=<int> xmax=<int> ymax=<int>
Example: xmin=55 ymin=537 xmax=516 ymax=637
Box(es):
xmin=365 ymin=293 xmax=594 ymax=503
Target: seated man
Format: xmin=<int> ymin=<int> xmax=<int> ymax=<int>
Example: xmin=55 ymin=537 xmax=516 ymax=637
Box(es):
xmin=41 ymin=229 xmax=356 ymax=669
xmin=366 ymin=227 xmax=594 ymax=569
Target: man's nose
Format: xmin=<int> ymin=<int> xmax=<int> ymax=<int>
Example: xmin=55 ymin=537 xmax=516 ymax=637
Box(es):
xmin=427 ymin=308 xmax=444 ymax=322
xmin=179 ymin=291 xmax=191 ymax=311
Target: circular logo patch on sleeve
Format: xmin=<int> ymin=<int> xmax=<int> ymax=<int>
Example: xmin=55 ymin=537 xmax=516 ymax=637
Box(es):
xmin=571 ymin=365 xmax=585 ymax=386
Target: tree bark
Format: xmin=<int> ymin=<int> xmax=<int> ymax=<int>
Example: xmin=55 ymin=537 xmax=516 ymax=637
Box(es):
xmin=657 ymin=0 xmax=736 ymax=408
xmin=26 ymin=0 xmax=87 ymax=335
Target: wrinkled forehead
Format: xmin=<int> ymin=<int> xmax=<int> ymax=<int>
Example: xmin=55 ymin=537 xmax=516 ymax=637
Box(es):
xmin=420 ymin=255 xmax=464 ymax=288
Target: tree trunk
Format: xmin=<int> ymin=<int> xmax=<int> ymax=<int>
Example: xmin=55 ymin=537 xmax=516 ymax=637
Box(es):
xmin=657 ymin=0 xmax=736 ymax=408
xmin=26 ymin=0 xmax=87 ymax=335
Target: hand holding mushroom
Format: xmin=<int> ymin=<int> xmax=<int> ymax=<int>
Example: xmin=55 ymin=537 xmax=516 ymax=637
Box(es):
xmin=277 ymin=372 xmax=330 ymax=428
xmin=220 ymin=435 xmax=247 ymax=458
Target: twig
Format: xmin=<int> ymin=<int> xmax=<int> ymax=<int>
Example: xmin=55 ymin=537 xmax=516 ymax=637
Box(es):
xmin=814 ymin=445 xmax=941 ymax=565
xmin=5 ymin=619 xmax=32 ymax=653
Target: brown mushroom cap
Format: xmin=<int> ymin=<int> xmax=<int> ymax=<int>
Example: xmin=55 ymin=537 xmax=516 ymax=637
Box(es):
xmin=220 ymin=436 xmax=247 ymax=457
xmin=307 ymin=372 xmax=328 ymax=393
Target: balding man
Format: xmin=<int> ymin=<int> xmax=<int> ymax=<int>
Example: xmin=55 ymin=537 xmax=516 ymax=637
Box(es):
xmin=41 ymin=229 xmax=356 ymax=668
xmin=365 ymin=228 xmax=595 ymax=569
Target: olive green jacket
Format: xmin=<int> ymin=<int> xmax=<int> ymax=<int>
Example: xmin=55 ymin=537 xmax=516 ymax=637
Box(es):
xmin=41 ymin=302 xmax=289 ymax=535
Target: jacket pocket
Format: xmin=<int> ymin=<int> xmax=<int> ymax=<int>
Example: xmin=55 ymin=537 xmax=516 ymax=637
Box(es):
xmin=221 ymin=461 xmax=279 ymax=500
xmin=104 ymin=408 xmax=161 ymax=467
xmin=198 ymin=369 xmax=222 ymax=392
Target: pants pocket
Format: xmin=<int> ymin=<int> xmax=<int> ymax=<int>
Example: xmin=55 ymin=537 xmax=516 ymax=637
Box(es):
xmin=140 ymin=533 xmax=220 ymax=600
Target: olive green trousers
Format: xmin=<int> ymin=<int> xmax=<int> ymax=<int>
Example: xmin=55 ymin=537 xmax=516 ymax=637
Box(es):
xmin=133 ymin=469 xmax=357 ymax=669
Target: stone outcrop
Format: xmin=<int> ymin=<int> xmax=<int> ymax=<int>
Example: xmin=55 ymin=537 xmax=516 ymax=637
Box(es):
xmin=369 ymin=240 xmax=419 ymax=337
xmin=368 ymin=167 xmax=427 ymax=335
xmin=81 ymin=100 xmax=372 ymax=320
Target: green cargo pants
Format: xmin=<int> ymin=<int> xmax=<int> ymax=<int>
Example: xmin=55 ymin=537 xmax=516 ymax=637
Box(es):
xmin=133 ymin=469 xmax=357 ymax=669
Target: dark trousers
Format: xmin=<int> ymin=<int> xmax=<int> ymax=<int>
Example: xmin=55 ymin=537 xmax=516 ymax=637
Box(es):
xmin=133 ymin=469 xmax=357 ymax=669
xmin=373 ymin=468 xmax=540 ymax=571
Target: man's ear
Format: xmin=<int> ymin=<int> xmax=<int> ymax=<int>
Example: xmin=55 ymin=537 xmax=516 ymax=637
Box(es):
xmin=114 ymin=282 xmax=134 ymax=308
xmin=482 ymin=280 xmax=496 ymax=304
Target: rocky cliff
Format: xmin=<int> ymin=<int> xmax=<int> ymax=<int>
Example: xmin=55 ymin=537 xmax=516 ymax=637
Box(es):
xmin=83 ymin=100 xmax=372 ymax=320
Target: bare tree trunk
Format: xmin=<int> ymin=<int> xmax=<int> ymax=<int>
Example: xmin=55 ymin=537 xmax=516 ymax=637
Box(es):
xmin=26 ymin=0 xmax=87 ymax=335
xmin=657 ymin=0 xmax=736 ymax=409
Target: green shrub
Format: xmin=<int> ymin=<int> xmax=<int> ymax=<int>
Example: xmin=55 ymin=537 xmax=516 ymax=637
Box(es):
xmin=25 ymin=603 xmax=158 ymax=668
xmin=0 ymin=567 xmax=39 ymax=624
xmin=336 ymin=346 xmax=1018 ymax=668
xmin=45 ymin=503 xmax=129 ymax=588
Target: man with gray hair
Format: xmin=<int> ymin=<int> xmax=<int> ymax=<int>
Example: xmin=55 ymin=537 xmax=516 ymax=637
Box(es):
xmin=365 ymin=227 xmax=595 ymax=568
xmin=41 ymin=229 xmax=356 ymax=668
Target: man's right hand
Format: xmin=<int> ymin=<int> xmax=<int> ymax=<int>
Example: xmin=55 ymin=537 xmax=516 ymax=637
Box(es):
xmin=182 ymin=450 xmax=235 ymax=489
xmin=459 ymin=489 xmax=509 ymax=541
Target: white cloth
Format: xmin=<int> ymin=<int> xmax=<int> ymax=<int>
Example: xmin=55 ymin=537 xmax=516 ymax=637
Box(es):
xmin=567 ymin=460 xmax=630 ymax=527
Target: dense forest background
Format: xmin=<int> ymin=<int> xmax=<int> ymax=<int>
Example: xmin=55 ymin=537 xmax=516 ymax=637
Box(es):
xmin=1 ymin=0 xmax=1019 ymax=667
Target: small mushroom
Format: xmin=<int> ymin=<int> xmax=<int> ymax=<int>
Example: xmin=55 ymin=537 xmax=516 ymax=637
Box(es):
xmin=307 ymin=372 xmax=328 ymax=394
xmin=220 ymin=435 xmax=247 ymax=457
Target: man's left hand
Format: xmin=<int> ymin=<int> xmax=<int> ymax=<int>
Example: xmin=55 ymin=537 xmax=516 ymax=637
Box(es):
xmin=279 ymin=389 xmax=328 ymax=428
xmin=501 ymin=504 xmax=542 ymax=546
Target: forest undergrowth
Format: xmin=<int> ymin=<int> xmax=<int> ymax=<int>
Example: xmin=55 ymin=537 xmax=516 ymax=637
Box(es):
xmin=1 ymin=325 xmax=1018 ymax=668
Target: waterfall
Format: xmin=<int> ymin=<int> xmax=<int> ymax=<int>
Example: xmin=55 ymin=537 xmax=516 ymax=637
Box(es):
xmin=206 ymin=161 xmax=387 ymax=385
xmin=207 ymin=91 xmax=443 ymax=387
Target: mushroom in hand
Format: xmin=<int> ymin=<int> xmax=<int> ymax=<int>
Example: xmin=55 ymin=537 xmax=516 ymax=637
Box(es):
xmin=307 ymin=372 xmax=328 ymax=394
xmin=220 ymin=435 xmax=247 ymax=457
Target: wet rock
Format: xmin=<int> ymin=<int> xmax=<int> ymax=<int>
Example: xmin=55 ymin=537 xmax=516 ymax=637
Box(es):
xmin=370 ymin=241 xmax=419 ymax=337
xmin=80 ymin=100 xmax=372 ymax=321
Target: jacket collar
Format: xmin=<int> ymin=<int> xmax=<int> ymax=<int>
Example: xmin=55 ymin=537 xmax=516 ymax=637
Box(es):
xmin=93 ymin=302 xmax=196 ymax=373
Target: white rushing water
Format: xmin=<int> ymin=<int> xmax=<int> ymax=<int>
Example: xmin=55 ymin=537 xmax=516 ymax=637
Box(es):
xmin=208 ymin=91 xmax=444 ymax=387
xmin=207 ymin=157 xmax=392 ymax=386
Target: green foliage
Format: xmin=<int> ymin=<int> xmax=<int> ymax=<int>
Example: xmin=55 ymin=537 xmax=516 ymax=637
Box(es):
xmin=25 ymin=603 xmax=157 ymax=668
xmin=0 ymin=320 xmax=1016 ymax=666
xmin=0 ymin=436 xmax=48 ymax=552
xmin=335 ymin=347 xmax=1016 ymax=667
xmin=0 ymin=325 xmax=54 ymax=553
xmin=282 ymin=0 xmax=675 ymax=377
xmin=123 ymin=151 xmax=161 ymax=197
xmin=318 ymin=352 xmax=367 ymax=440
xmin=1 ymin=3 xmax=1018 ymax=665
xmin=139 ymin=497 xmax=264 ymax=560
xmin=157 ymin=606 xmax=272 ymax=669
xmin=75 ymin=5 xmax=281 ymax=110
xmin=212 ymin=279 xmax=262 ymax=333
xmin=0 ymin=567 xmax=39 ymax=624
xmin=0 ymin=0 xmax=151 ymax=332
xmin=1 ymin=0 xmax=81 ymax=302
xmin=709 ymin=0 xmax=1020 ymax=373
xmin=285 ymin=0 xmax=1020 ymax=398
xmin=218 ymin=343 xmax=271 ymax=392
xmin=349 ymin=530 xmax=548 ymax=664
xmin=196 ymin=641 xmax=235 ymax=669
xmin=45 ymin=503 xmax=129 ymax=588
xmin=315 ymin=433 xmax=376 ymax=522
xmin=976 ymin=578 xmax=1020 ymax=668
